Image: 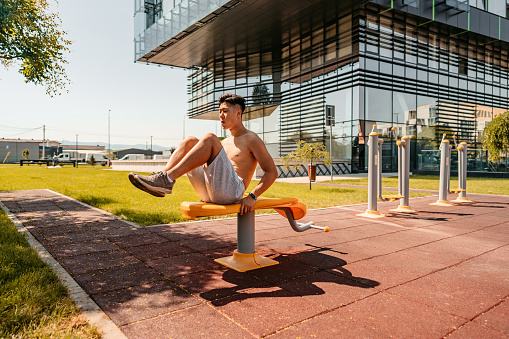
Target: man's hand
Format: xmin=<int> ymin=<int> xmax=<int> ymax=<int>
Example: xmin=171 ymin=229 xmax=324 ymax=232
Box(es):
xmin=236 ymin=195 xmax=256 ymax=215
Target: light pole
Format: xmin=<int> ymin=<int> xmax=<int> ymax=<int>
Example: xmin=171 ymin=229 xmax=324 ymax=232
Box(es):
xmin=42 ymin=124 xmax=46 ymax=159
xmin=75 ymin=134 xmax=78 ymax=168
xmin=183 ymin=115 xmax=186 ymax=140
xmin=108 ymin=109 xmax=111 ymax=160
xmin=150 ymin=136 xmax=153 ymax=156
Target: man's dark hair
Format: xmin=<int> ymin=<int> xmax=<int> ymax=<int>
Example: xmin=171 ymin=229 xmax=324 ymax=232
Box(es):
xmin=218 ymin=93 xmax=246 ymax=114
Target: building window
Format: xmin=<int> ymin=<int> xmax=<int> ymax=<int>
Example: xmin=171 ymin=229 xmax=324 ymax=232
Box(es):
xmin=403 ymin=0 xmax=419 ymax=8
xmin=144 ymin=0 xmax=162 ymax=28
xmin=458 ymin=58 xmax=468 ymax=75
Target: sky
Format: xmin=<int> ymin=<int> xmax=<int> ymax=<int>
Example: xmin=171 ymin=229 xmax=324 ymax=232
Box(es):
xmin=0 ymin=0 xmax=217 ymax=149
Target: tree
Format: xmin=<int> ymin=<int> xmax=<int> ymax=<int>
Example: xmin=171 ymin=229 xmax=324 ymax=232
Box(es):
xmin=482 ymin=111 xmax=509 ymax=162
xmin=282 ymin=140 xmax=331 ymax=190
xmin=252 ymin=83 xmax=271 ymax=105
xmin=88 ymin=154 xmax=96 ymax=166
xmin=0 ymin=0 xmax=71 ymax=96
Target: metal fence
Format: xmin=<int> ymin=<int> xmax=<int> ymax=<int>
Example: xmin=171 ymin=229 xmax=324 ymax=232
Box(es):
xmin=418 ymin=149 xmax=508 ymax=172
xmin=276 ymin=163 xmax=351 ymax=178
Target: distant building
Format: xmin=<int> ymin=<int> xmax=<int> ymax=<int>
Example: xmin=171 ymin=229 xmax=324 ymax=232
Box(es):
xmin=60 ymin=145 xmax=105 ymax=151
xmin=0 ymin=139 xmax=41 ymax=163
xmin=39 ymin=140 xmax=61 ymax=157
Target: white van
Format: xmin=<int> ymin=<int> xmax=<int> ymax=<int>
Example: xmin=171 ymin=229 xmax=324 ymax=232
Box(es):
xmin=119 ymin=154 xmax=145 ymax=161
xmin=57 ymin=152 xmax=109 ymax=163
xmin=85 ymin=153 xmax=109 ymax=163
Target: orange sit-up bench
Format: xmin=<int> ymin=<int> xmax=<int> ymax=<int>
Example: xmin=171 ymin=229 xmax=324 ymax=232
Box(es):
xmin=181 ymin=197 xmax=329 ymax=272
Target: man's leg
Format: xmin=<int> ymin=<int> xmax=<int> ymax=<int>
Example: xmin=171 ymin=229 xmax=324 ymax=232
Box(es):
xmin=162 ymin=136 xmax=199 ymax=173
xmin=129 ymin=133 xmax=222 ymax=197
xmin=166 ymin=133 xmax=223 ymax=181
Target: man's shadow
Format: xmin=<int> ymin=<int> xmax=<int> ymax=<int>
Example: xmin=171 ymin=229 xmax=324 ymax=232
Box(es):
xmin=201 ymin=246 xmax=380 ymax=306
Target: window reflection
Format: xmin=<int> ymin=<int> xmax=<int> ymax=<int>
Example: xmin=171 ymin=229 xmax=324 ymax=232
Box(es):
xmin=366 ymin=88 xmax=392 ymax=122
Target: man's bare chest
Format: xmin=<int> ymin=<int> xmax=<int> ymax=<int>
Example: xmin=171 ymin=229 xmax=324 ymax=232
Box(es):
xmin=222 ymin=140 xmax=253 ymax=163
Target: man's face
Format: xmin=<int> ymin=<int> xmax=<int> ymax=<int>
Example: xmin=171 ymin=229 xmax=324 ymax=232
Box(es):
xmin=219 ymin=102 xmax=240 ymax=129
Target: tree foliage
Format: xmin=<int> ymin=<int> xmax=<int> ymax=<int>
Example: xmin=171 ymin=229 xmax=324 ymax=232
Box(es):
xmin=0 ymin=0 xmax=71 ymax=96
xmin=482 ymin=111 xmax=509 ymax=162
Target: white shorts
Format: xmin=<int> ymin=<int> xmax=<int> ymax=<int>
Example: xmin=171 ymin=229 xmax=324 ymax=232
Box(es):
xmin=186 ymin=148 xmax=245 ymax=204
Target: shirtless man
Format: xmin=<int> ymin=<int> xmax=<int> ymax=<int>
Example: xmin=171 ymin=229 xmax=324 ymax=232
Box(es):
xmin=128 ymin=93 xmax=278 ymax=215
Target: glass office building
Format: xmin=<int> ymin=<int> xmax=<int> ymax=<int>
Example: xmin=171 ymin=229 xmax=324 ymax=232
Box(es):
xmin=135 ymin=0 xmax=509 ymax=173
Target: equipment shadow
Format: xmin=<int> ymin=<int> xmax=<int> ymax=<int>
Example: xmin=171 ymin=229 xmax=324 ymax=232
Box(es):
xmin=202 ymin=247 xmax=380 ymax=307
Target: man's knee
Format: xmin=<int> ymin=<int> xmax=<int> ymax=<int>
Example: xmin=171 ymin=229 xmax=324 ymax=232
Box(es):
xmin=202 ymin=133 xmax=222 ymax=147
xmin=181 ymin=136 xmax=199 ymax=151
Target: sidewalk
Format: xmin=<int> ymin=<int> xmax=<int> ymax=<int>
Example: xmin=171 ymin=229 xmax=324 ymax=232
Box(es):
xmin=0 ymin=189 xmax=508 ymax=338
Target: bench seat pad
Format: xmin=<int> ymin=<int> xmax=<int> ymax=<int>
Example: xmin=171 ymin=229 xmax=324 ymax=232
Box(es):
xmin=181 ymin=197 xmax=306 ymax=221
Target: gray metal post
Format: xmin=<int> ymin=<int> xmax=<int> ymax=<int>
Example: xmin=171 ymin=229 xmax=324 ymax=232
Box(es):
xmin=431 ymin=138 xmax=453 ymax=206
xmin=452 ymin=142 xmax=473 ymax=203
xmin=400 ymin=136 xmax=411 ymax=208
xmin=330 ymin=125 xmax=333 ymax=182
xmin=398 ymin=140 xmax=403 ymax=196
xmin=440 ymin=140 xmax=450 ymax=202
xmin=368 ymin=132 xmax=378 ymax=212
xmin=358 ymin=129 xmax=385 ymax=217
xmin=390 ymin=136 xmax=417 ymax=213
xmin=377 ymin=138 xmax=384 ymax=202
xmin=459 ymin=142 xmax=467 ymax=199
xmin=445 ymin=144 xmax=452 ymax=194
xmin=237 ymin=211 xmax=255 ymax=253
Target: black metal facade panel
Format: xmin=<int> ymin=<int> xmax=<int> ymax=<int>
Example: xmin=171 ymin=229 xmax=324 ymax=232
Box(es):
xmin=368 ymin=0 xmax=509 ymax=43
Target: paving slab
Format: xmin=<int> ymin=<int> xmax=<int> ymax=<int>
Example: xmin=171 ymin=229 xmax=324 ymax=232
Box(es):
xmin=336 ymin=291 xmax=466 ymax=338
xmin=447 ymin=320 xmax=509 ymax=338
xmin=120 ymin=304 xmax=251 ymax=338
xmin=1 ymin=190 xmax=509 ymax=338
xmin=473 ymin=299 xmax=509 ymax=334
xmin=388 ymin=276 xmax=502 ymax=319
xmin=91 ymin=280 xmax=200 ymax=326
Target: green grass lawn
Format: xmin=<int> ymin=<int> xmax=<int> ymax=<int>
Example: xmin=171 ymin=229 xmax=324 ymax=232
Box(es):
xmin=0 ymin=164 xmax=430 ymax=226
xmin=0 ymin=210 xmax=100 ymax=338
xmin=327 ymin=174 xmax=509 ymax=195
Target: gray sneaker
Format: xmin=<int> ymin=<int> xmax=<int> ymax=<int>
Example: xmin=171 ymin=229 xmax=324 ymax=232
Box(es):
xmin=128 ymin=171 xmax=175 ymax=197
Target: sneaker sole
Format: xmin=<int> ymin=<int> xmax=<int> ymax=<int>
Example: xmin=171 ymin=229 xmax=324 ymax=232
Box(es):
xmin=128 ymin=172 xmax=165 ymax=197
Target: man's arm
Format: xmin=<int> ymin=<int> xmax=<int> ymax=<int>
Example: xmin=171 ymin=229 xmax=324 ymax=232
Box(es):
xmin=238 ymin=135 xmax=277 ymax=215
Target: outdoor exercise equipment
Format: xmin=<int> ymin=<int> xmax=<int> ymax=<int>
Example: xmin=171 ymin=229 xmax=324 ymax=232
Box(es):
xmin=389 ymin=135 xmax=417 ymax=213
xmin=378 ymin=128 xmax=404 ymax=203
xmin=181 ymin=196 xmax=329 ymax=272
xmin=431 ymin=135 xmax=454 ymax=206
xmin=358 ymin=126 xmax=402 ymax=218
xmin=431 ymin=134 xmax=472 ymax=206
xmin=452 ymin=139 xmax=473 ymax=203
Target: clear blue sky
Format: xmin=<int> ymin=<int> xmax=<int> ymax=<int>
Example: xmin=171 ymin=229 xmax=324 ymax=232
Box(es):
xmin=0 ymin=0 xmax=217 ymax=149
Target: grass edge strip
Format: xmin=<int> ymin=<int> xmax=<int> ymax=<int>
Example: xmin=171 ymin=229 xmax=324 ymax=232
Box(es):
xmin=0 ymin=198 xmax=127 ymax=339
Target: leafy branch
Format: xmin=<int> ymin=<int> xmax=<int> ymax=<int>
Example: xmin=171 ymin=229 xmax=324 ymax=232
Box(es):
xmin=0 ymin=0 xmax=72 ymax=96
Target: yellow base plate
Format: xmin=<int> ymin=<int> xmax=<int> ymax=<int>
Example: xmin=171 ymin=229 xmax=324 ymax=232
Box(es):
xmin=357 ymin=210 xmax=386 ymax=218
xmin=451 ymin=197 xmax=474 ymax=203
xmin=430 ymin=200 xmax=454 ymax=207
xmin=381 ymin=195 xmax=404 ymax=202
xmin=389 ymin=205 xmax=417 ymax=213
xmin=214 ymin=250 xmax=279 ymax=272
xmin=450 ymin=189 xmax=466 ymax=194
